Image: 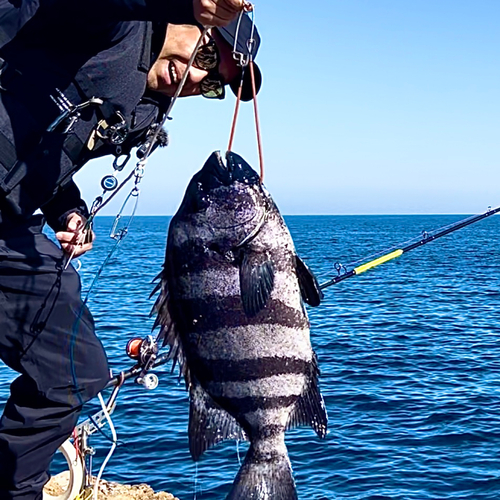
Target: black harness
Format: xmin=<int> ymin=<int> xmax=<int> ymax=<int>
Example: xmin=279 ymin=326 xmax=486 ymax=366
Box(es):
xmin=0 ymin=0 xmax=168 ymax=219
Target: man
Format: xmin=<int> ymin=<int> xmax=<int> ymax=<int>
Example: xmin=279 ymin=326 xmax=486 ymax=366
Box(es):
xmin=0 ymin=0 xmax=262 ymax=498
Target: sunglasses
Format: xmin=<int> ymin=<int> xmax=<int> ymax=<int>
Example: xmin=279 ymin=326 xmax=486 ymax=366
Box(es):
xmin=193 ymin=33 xmax=225 ymax=100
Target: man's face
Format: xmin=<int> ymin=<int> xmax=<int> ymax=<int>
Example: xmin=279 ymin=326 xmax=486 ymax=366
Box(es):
xmin=147 ymin=24 xmax=240 ymax=98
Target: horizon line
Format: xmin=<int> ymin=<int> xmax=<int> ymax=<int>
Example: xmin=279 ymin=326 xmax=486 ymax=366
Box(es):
xmin=92 ymin=212 xmax=487 ymax=217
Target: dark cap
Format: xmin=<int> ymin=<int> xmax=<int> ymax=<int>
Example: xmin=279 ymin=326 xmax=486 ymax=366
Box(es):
xmin=216 ymin=14 xmax=262 ymax=102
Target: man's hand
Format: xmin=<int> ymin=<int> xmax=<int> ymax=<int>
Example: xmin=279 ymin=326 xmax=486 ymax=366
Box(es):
xmin=194 ymin=0 xmax=248 ymax=27
xmin=56 ymin=212 xmax=95 ymax=259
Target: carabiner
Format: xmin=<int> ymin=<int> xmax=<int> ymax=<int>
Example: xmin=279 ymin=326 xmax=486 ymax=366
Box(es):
xmin=110 ymin=187 xmax=140 ymax=240
xmin=231 ymin=9 xmax=256 ymax=68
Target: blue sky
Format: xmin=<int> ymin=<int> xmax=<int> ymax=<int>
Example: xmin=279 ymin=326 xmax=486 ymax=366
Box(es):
xmin=75 ymin=1 xmax=499 ymax=215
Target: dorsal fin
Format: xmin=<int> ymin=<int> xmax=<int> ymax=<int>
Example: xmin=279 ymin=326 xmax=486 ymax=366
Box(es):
xmin=150 ymin=269 xmax=189 ymax=383
xmin=189 ymin=381 xmax=248 ymax=461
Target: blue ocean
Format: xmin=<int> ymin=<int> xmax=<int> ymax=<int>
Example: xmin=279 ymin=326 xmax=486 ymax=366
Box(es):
xmin=1 ymin=214 xmax=500 ymax=500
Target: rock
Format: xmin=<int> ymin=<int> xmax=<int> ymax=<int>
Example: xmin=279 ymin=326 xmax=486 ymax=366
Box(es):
xmin=44 ymin=473 xmax=179 ymax=500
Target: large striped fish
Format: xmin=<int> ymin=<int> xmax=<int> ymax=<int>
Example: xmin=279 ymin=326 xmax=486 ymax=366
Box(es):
xmin=153 ymin=151 xmax=327 ymax=499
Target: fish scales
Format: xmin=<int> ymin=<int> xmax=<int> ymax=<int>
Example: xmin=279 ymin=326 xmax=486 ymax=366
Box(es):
xmin=155 ymin=151 xmax=327 ymax=499
xmin=187 ymin=325 xmax=313 ymax=361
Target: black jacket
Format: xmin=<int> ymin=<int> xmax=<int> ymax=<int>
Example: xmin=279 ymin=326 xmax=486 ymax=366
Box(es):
xmin=0 ymin=0 xmax=195 ymax=231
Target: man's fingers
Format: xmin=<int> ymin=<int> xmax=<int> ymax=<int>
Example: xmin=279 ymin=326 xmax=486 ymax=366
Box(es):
xmin=56 ymin=229 xmax=94 ymax=258
xmin=66 ymin=219 xmax=82 ymax=232
xmin=194 ymin=0 xmax=244 ymax=27
xmin=56 ymin=230 xmax=79 ymax=245
xmin=66 ymin=213 xmax=84 ymax=232
xmin=61 ymin=241 xmax=93 ymax=258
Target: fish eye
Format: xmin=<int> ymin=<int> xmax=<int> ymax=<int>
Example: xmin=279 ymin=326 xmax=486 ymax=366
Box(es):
xmin=193 ymin=190 xmax=210 ymax=212
xmin=185 ymin=182 xmax=211 ymax=213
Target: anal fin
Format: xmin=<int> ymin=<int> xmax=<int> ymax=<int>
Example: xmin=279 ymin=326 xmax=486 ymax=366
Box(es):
xmin=286 ymin=354 xmax=328 ymax=438
xmin=189 ymin=381 xmax=248 ymax=461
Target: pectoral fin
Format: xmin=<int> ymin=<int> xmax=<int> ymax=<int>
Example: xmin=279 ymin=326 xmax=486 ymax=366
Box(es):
xmin=239 ymin=252 xmax=275 ymax=317
xmin=295 ymin=255 xmax=323 ymax=307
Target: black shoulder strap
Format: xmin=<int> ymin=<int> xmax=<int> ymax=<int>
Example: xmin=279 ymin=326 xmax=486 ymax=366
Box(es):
xmin=0 ymin=0 xmax=40 ymax=51
xmin=138 ymin=21 xmax=152 ymax=73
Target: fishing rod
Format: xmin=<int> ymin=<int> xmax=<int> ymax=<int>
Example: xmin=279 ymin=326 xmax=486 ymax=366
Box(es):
xmin=319 ymin=204 xmax=500 ymax=291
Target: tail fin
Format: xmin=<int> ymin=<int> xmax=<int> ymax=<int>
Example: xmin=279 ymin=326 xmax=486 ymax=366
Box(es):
xmin=226 ymin=443 xmax=298 ymax=500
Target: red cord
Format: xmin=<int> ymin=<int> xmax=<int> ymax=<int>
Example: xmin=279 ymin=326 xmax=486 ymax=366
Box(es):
xmin=227 ymin=61 xmax=264 ymax=183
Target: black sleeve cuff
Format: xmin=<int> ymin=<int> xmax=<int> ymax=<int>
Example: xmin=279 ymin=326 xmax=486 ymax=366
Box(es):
xmin=41 ymin=181 xmax=90 ymax=233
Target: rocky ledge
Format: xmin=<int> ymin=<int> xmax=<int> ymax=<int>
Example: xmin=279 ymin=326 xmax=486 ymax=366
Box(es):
xmin=44 ymin=472 xmax=179 ymax=500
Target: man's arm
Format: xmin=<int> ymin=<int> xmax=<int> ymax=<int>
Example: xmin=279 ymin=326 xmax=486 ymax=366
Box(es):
xmin=41 ymin=181 xmax=89 ymax=233
xmin=49 ymin=0 xmax=243 ymax=26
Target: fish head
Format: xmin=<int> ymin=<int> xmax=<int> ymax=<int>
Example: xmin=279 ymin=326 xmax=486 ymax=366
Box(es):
xmin=174 ymin=151 xmax=269 ymax=253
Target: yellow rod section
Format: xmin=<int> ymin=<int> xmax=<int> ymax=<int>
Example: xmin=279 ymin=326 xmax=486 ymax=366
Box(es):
xmin=354 ymin=249 xmax=404 ymax=275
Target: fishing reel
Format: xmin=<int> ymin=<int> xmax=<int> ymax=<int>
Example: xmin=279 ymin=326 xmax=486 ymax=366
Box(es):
xmin=126 ymin=335 xmax=159 ymax=390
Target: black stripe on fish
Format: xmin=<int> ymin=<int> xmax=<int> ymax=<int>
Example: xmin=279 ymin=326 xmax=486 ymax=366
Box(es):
xmin=193 ymin=356 xmax=310 ymax=383
xmin=174 ymin=296 xmax=308 ymax=332
xmin=168 ymin=241 xmax=292 ymax=276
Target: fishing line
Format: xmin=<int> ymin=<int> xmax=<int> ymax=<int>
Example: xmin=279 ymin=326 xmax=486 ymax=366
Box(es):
xmin=66 ymin=23 xmax=211 ymax=271
xmin=67 ymin=7 xmax=258 ymax=465
xmin=319 ymin=205 xmax=500 ymax=290
xmin=64 ymin=19 xmax=229 ymax=460
xmin=92 ymin=392 xmax=118 ymax=500
xmin=236 ymin=439 xmax=243 ymax=465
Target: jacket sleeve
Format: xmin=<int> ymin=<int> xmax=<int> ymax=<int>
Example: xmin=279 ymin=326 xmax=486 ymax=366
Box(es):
xmin=41 ymin=180 xmax=90 ymax=233
xmin=50 ymin=0 xmax=196 ymax=25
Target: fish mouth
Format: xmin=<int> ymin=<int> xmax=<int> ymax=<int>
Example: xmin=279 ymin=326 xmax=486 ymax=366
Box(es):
xmin=198 ymin=151 xmax=266 ymax=238
xmin=205 ymin=151 xmax=260 ymax=186
xmin=207 ymin=152 xmax=267 ymax=239
xmin=213 ymin=151 xmax=230 ymax=183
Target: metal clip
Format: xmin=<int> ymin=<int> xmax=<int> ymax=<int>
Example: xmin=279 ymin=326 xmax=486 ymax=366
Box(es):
xmin=113 ymin=153 xmax=131 ymax=172
xmin=47 ymin=90 xmax=103 ymax=134
xmin=136 ymin=122 xmax=164 ymax=159
xmin=231 ymin=9 xmax=256 ymax=68
xmin=110 ymin=186 xmax=140 ymax=240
